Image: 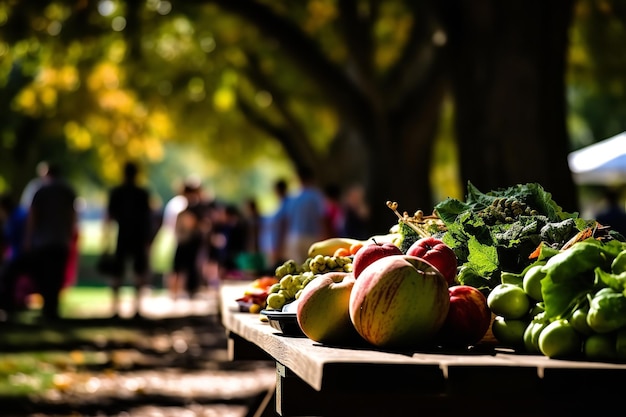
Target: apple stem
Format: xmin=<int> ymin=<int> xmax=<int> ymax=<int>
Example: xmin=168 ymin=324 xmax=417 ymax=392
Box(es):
xmin=385 ymin=201 xmax=431 ymax=238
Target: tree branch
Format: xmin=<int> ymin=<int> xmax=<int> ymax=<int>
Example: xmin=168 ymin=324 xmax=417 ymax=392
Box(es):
xmin=188 ymin=0 xmax=375 ymax=130
xmin=383 ymin=2 xmax=442 ymax=109
xmin=243 ymin=53 xmax=322 ymax=164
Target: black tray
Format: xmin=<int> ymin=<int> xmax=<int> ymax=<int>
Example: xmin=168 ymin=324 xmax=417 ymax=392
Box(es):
xmin=260 ymin=310 xmax=305 ymax=337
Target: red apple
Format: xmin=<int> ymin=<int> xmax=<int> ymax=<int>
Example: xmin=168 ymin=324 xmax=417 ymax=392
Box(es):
xmin=296 ymin=272 xmax=363 ymax=345
xmin=349 ymin=255 xmax=450 ymax=349
xmin=436 ymin=285 xmax=492 ymax=347
xmin=352 ymin=240 xmax=402 ymax=278
xmin=406 ymin=237 xmax=458 ymax=285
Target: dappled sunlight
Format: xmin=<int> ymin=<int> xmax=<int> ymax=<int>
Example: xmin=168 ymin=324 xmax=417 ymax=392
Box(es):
xmin=0 ymin=283 xmax=276 ymax=416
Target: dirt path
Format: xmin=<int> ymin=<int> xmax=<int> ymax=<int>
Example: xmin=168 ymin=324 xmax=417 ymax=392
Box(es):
xmin=0 ymin=291 xmax=277 ymax=417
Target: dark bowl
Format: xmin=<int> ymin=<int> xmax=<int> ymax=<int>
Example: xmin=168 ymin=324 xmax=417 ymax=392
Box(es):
xmin=260 ymin=310 xmax=305 ymax=337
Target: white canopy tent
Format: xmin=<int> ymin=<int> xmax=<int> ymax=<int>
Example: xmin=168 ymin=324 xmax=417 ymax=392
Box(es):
xmin=567 ymin=131 xmax=626 ymax=185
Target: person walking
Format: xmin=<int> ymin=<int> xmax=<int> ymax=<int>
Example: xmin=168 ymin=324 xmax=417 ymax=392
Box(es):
xmin=280 ymin=167 xmax=326 ymax=264
xmin=0 ymin=193 xmax=31 ymax=315
xmin=19 ymin=160 xmax=49 ymax=209
xmin=169 ymin=179 xmax=208 ymax=300
xmin=23 ymin=163 xmax=77 ymax=321
xmin=341 ymin=183 xmax=371 ymax=240
xmin=104 ymin=161 xmax=155 ymax=318
xmin=322 ymin=183 xmax=345 ymax=239
xmin=263 ymin=178 xmax=291 ymax=272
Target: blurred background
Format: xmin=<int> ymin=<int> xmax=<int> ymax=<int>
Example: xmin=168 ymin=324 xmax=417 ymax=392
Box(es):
xmin=1 ymin=0 xmax=625 ymax=279
xmin=1 ymin=2 xmax=626 ymax=415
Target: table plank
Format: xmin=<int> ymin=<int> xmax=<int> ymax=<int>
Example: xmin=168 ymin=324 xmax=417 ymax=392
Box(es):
xmin=220 ymin=281 xmax=626 ymax=416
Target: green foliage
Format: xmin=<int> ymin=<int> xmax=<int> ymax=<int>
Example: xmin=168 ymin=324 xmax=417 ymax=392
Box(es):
xmin=436 ymin=182 xmax=591 ymax=290
xmin=568 ymin=0 xmax=626 ymax=145
xmin=397 ymin=221 xmax=420 ymax=253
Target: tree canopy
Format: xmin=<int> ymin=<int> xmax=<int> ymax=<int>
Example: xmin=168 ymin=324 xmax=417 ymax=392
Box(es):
xmin=1 ymin=0 xmax=624 ymax=232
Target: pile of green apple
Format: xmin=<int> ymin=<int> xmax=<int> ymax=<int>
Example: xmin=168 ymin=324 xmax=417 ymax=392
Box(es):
xmin=488 ymin=238 xmax=626 ymax=361
xmin=296 ymin=237 xmax=492 ymax=350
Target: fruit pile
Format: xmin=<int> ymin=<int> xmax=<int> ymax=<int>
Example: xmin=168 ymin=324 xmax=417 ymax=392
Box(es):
xmin=235 ymin=277 xmax=279 ymax=313
xmin=294 ymin=234 xmax=493 ymax=350
xmin=238 ymin=182 xmax=626 ymax=363
xmin=265 ymin=253 xmax=355 ymax=311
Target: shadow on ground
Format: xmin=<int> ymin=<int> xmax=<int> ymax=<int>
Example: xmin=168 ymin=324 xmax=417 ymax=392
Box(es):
xmin=0 ymin=292 xmax=277 ymax=417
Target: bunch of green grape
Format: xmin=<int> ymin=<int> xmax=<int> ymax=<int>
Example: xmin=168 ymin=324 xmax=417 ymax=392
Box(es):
xmin=478 ymin=197 xmax=539 ymax=225
xmin=308 ymin=254 xmax=353 ymax=274
xmin=265 ymin=256 xmax=354 ymax=310
xmin=274 ymin=259 xmax=310 ymax=278
xmin=266 ymin=271 xmax=317 ymax=310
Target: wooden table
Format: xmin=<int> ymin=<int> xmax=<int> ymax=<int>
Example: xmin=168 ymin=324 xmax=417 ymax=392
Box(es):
xmin=220 ymin=280 xmax=626 ymax=417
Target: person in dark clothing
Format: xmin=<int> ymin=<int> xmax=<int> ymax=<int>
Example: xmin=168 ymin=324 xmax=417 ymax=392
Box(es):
xmin=596 ymin=188 xmax=626 ymax=237
xmin=341 ymin=183 xmax=371 ymax=240
xmin=210 ymin=204 xmax=243 ymax=276
xmin=0 ymin=164 xmax=77 ymax=322
xmin=170 ymin=180 xmax=208 ymax=299
xmin=105 ymin=161 xmax=154 ymax=318
xmin=0 ymin=193 xmax=31 ymax=314
xmin=0 ymin=193 xmax=28 ymax=261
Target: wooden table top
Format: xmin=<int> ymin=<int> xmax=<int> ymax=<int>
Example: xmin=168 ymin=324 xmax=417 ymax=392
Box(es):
xmin=220 ymin=280 xmax=626 ymax=393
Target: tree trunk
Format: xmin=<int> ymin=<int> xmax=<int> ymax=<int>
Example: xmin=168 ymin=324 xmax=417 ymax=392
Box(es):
xmin=441 ymin=0 xmax=579 ymax=212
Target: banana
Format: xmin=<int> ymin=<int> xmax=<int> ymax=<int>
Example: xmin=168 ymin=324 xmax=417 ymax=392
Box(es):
xmin=362 ymin=233 xmax=402 ymax=246
xmin=308 ymin=237 xmax=363 ymax=258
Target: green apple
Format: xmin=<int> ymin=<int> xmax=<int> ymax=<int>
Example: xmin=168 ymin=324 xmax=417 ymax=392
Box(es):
xmin=491 ymin=316 xmax=528 ymax=348
xmin=538 ymin=319 xmax=582 ymax=359
xmin=522 ymin=264 xmax=546 ymax=301
xmin=487 ymin=283 xmax=531 ymax=319
xmin=296 ymin=271 xmax=362 ymax=345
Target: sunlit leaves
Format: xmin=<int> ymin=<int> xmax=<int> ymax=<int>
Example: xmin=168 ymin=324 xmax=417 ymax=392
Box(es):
xmin=375 ymin=8 xmax=413 ymax=71
xmin=304 ymin=0 xmax=338 ymax=33
xmin=567 ymin=0 xmax=626 ymax=144
xmin=65 ymin=121 xmax=92 ymax=150
xmin=213 ymin=87 xmax=235 ymax=111
xmin=12 ymin=64 xmax=78 ymax=116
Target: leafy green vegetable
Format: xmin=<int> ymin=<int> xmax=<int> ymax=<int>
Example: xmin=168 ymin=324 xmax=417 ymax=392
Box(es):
xmin=455 ymin=265 xmax=493 ymax=296
xmin=397 ymin=221 xmax=421 ymax=253
xmin=596 ymin=269 xmax=626 ymax=294
xmin=541 ymin=270 xmax=595 ymax=320
xmin=435 ymin=182 xmax=585 ymax=289
xmin=540 ymin=240 xmax=626 ymax=320
xmin=612 ymin=251 xmax=626 ymax=274
xmin=540 ymin=239 xmax=615 ymax=283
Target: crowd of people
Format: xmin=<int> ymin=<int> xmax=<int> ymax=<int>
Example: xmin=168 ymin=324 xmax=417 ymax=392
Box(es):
xmin=260 ymin=166 xmax=372 ymax=268
xmin=0 ymin=160 xmax=374 ymax=321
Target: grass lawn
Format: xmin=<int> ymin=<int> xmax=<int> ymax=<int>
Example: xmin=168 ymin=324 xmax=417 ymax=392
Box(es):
xmin=61 ymin=286 xmax=169 ymax=318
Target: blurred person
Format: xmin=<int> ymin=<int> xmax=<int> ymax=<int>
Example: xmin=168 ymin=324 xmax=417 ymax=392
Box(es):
xmin=25 ymin=164 xmax=77 ymax=320
xmin=210 ymin=203 xmax=247 ymax=279
xmin=19 ymin=160 xmax=49 ymax=209
xmin=238 ymin=198 xmax=265 ymax=276
xmin=150 ymin=178 xmax=195 ymax=279
xmin=0 ymin=193 xmax=28 ymax=261
xmin=280 ymin=166 xmax=326 ymax=264
xmin=169 ymin=178 xmax=209 ymax=300
xmin=104 ymin=161 xmax=155 ymax=318
xmin=19 ymin=160 xmax=80 ymax=291
xmin=595 ymin=187 xmax=626 ymax=237
xmin=341 ymin=183 xmax=371 ymax=240
xmin=16 ymin=163 xmax=77 ymax=321
xmin=323 ymin=183 xmax=345 ymax=238
xmin=263 ymin=178 xmax=291 ymax=272
xmin=0 ymin=193 xmax=33 ymax=313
